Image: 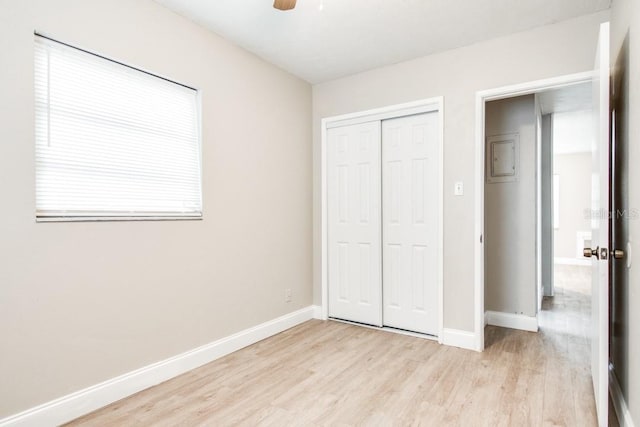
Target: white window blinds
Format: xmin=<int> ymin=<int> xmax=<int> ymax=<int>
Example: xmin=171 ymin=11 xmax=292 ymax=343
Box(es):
xmin=34 ymin=35 xmax=202 ymax=220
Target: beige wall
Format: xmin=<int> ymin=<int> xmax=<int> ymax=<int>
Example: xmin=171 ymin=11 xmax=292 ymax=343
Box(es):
xmin=0 ymin=0 xmax=312 ymax=418
xmin=484 ymin=95 xmax=537 ymax=316
xmin=553 ymin=152 xmax=593 ymax=259
xmin=313 ymin=11 xmax=609 ymax=332
xmin=610 ymin=0 xmax=640 ymax=423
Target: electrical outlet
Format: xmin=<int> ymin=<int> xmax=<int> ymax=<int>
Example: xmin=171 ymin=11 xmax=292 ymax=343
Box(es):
xmin=285 ymin=288 xmax=292 ymax=303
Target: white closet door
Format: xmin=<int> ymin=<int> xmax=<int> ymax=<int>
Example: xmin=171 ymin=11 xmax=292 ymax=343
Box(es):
xmin=382 ymin=112 xmax=439 ymax=335
xmin=328 ymin=121 xmax=382 ymax=326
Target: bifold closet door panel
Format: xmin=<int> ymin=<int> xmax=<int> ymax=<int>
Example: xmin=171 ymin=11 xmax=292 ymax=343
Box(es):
xmin=327 ymin=121 xmax=382 ymax=326
xmin=382 ymin=112 xmax=439 ymax=335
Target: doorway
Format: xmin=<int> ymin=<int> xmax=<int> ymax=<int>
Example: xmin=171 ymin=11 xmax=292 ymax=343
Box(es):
xmin=473 ymin=71 xmax=597 ymax=353
xmin=478 ymin=77 xmax=600 ymax=426
xmin=476 ymin=23 xmax=612 ymax=424
xmin=542 ymin=101 xmax=595 ymax=344
xmin=481 ymin=81 xmax=595 ymax=328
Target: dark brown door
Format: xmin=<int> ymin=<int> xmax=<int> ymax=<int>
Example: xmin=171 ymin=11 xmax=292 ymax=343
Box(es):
xmin=610 ymin=34 xmax=630 ymax=401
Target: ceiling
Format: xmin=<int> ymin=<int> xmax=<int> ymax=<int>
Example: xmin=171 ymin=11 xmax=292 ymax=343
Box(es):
xmin=553 ymin=110 xmax=594 ymax=154
xmin=538 ymin=82 xmax=593 ymax=115
xmin=536 ymin=83 xmax=593 ymax=154
xmin=155 ymin=0 xmax=610 ymax=84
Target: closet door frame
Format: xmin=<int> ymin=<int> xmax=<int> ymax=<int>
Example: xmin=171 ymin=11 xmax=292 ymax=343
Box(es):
xmin=321 ymin=97 xmax=444 ymax=342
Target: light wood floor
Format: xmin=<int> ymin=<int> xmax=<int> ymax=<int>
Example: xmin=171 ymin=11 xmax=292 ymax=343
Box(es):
xmin=68 ymin=274 xmax=597 ymax=426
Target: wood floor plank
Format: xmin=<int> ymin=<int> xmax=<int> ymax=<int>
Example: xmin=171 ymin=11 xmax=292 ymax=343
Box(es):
xmin=67 ymin=268 xmax=596 ymax=426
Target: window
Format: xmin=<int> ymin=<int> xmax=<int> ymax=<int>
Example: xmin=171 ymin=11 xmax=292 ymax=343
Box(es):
xmin=34 ymin=35 xmax=202 ymax=221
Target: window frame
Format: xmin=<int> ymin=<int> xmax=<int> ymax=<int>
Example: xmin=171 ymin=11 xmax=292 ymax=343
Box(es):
xmin=34 ymin=33 xmax=204 ymax=223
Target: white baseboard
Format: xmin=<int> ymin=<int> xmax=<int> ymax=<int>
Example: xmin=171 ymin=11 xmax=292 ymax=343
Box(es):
xmin=485 ymin=311 xmax=538 ymax=332
xmin=311 ymin=305 xmax=323 ymax=319
xmin=554 ymin=257 xmax=591 ymax=266
xmin=442 ymin=328 xmax=477 ymax=351
xmin=610 ymin=367 xmax=636 ymax=427
xmin=0 ymin=306 xmax=315 ymax=427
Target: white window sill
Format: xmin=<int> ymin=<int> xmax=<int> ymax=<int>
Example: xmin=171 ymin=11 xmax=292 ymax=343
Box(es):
xmin=36 ymin=216 xmax=203 ymax=223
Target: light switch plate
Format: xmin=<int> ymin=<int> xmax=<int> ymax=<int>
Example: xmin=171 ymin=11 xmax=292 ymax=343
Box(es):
xmin=454 ymin=181 xmax=464 ymax=196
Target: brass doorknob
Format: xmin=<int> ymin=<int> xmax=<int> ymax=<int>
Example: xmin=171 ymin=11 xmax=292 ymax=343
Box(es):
xmin=583 ymin=247 xmax=599 ymax=259
xmin=611 ymin=249 xmax=625 ymax=259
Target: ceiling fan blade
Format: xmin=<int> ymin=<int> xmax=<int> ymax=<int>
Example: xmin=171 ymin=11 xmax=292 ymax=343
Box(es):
xmin=273 ymin=0 xmax=296 ymax=10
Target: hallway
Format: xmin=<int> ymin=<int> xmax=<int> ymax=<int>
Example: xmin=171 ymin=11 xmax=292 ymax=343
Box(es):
xmin=482 ymin=263 xmax=597 ymax=426
xmin=539 ymin=264 xmax=592 ymax=351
